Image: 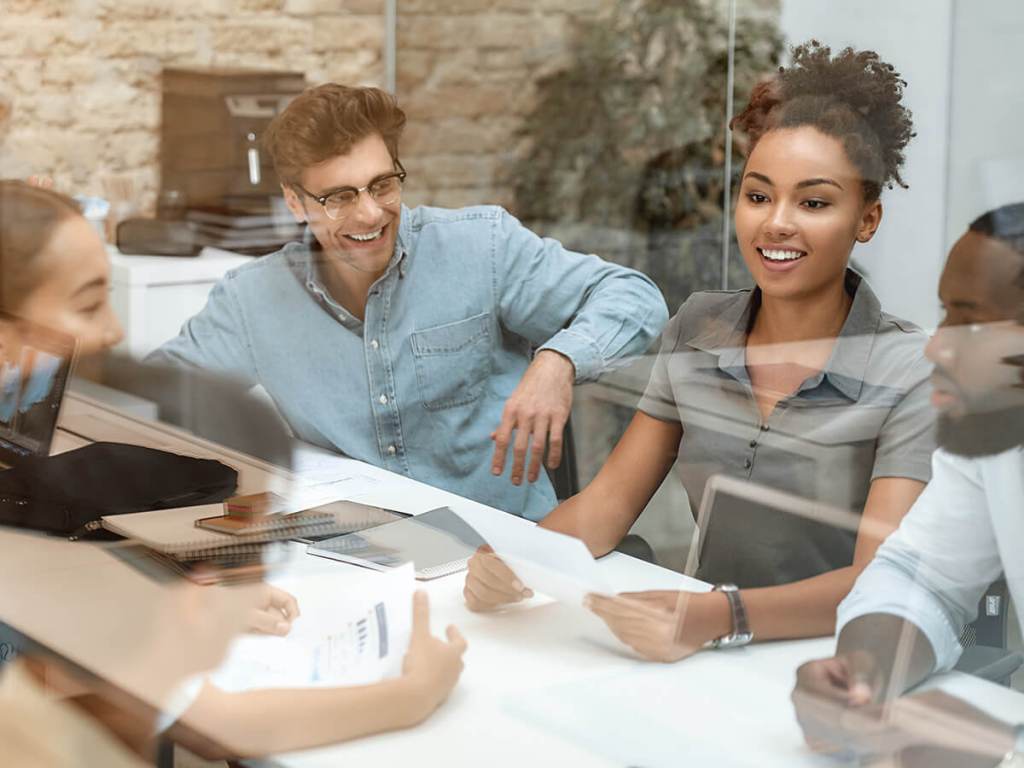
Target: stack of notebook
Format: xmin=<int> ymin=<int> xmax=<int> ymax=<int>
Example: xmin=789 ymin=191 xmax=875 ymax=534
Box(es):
xmin=100 ymin=500 xmax=408 ymax=584
xmin=185 ymin=206 xmax=305 ymax=256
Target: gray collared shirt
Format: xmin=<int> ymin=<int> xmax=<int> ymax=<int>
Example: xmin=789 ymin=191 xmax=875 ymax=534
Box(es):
xmin=151 ymin=204 xmax=668 ymax=520
xmin=638 ymin=271 xmax=935 ymax=587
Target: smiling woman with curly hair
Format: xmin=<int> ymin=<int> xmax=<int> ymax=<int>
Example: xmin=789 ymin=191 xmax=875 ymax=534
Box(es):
xmin=464 ymin=40 xmax=939 ymax=666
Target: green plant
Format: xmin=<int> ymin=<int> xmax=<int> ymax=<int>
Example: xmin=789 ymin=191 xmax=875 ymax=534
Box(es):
xmin=508 ymin=0 xmax=782 ymax=305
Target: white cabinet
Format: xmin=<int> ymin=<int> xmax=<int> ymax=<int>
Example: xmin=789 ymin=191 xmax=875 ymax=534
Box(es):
xmin=107 ymin=246 xmax=252 ymax=358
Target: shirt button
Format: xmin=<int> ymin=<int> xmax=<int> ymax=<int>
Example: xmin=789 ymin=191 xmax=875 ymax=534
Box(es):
xmin=378 ymin=394 xmax=388 ymax=405
xmin=387 ymin=445 xmax=397 ymax=456
xmin=743 ymin=458 xmax=752 ymax=469
xmin=370 ymin=339 xmax=379 ymax=349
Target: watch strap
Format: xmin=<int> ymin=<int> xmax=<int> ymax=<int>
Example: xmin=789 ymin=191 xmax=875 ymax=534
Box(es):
xmin=708 ymin=583 xmax=753 ymax=649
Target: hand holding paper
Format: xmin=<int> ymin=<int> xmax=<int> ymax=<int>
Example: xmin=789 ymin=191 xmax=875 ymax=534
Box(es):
xmin=584 ymin=590 xmax=728 ymax=663
xmin=464 ymin=545 xmax=534 ymax=611
xmin=400 ymin=591 xmax=468 ymax=722
xmin=455 ymin=506 xmax=612 ymax=608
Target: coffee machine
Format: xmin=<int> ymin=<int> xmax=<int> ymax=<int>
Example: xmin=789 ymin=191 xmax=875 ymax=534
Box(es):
xmin=157 ymin=67 xmax=307 ymax=254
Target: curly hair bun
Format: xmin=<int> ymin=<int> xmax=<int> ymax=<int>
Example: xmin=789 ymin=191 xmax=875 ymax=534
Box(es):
xmin=731 ymin=40 xmax=915 ymax=200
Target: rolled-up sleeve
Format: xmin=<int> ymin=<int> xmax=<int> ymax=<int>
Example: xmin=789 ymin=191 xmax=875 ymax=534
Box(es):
xmin=147 ymin=274 xmax=260 ymax=388
xmin=837 ymin=450 xmax=1003 ymax=672
xmin=871 ymin=372 xmax=936 ymax=484
xmin=493 ymin=210 xmax=668 ymax=382
xmin=636 ymin=310 xmax=684 ymax=422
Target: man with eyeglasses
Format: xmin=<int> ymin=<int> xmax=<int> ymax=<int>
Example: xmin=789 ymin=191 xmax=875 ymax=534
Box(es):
xmin=790 ymin=203 xmax=1024 ymax=768
xmin=151 ymin=84 xmax=668 ymax=520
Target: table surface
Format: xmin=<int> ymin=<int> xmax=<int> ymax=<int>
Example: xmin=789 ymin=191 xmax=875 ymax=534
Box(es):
xmin=5 ymin=394 xmax=1021 ymax=768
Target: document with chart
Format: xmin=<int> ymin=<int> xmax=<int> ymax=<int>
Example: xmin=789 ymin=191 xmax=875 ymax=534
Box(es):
xmin=211 ymin=565 xmax=415 ymax=691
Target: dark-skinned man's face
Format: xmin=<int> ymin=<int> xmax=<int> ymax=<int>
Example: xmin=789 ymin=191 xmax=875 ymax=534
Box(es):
xmin=925 ymin=230 xmax=1024 ymax=457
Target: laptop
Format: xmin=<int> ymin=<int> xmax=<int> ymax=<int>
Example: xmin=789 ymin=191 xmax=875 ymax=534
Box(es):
xmin=0 ymin=313 xmax=76 ymax=467
xmin=684 ymin=474 xmax=869 ymax=588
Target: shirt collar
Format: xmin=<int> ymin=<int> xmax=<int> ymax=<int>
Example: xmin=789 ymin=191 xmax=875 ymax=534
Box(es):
xmin=288 ymin=209 xmax=412 ymax=324
xmin=686 ymin=269 xmax=881 ymax=401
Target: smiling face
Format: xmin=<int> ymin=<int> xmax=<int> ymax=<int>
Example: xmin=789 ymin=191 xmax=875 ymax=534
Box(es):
xmin=734 ymin=126 xmax=883 ymax=302
xmin=15 ymin=215 xmax=124 ymax=356
xmin=283 ymin=133 xmax=401 ymax=281
xmin=925 ymin=231 xmax=1024 ymax=456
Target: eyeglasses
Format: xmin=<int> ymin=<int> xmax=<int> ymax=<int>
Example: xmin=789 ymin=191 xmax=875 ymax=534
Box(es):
xmin=293 ymin=161 xmax=407 ymax=221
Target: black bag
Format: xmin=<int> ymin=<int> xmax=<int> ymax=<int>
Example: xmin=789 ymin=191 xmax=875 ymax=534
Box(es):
xmin=0 ymin=442 xmax=238 ymax=538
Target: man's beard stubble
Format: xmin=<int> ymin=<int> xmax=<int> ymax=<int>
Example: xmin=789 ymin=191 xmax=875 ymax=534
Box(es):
xmin=937 ymin=404 xmax=1024 ymax=457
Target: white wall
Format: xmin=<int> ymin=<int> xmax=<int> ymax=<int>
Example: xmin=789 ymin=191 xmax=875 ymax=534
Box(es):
xmin=944 ymin=1 xmax=1024 ymax=249
xmin=776 ymin=0 xmax=954 ymax=331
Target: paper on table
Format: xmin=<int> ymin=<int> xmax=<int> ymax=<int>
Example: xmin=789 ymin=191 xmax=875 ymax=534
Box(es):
xmin=452 ymin=505 xmax=613 ymax=605
xmin=211 ymin=565 xmax=415 ymax=691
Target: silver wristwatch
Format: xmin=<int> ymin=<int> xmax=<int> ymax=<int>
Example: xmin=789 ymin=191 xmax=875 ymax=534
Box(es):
xmin=708 ymin=583 xmax=753 ymax=649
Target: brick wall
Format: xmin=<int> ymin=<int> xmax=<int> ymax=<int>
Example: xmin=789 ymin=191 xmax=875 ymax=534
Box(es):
xmin=396 ymin=0 xmax=609 ymax=210
xmin=0 ymin=0 xmax=775 ymax=223
xmin=0 ymin=0 xmax=386 ymax=213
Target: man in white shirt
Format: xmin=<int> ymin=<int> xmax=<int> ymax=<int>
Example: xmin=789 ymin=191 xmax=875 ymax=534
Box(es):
xmin=791 ymin=202 xmax=1024 ymax=768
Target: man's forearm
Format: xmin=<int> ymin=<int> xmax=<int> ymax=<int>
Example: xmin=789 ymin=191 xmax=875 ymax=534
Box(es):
xmin=837 ymin=613 xmax=937 ymax=700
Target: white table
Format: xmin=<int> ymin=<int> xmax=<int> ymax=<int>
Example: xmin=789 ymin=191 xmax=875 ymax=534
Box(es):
xmin=29 ymin=398 xmax=1024 ymax=767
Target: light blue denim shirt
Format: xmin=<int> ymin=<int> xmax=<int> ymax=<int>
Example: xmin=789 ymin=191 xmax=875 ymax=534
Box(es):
xmin=150 ymin=205 xmax=668 ymax=520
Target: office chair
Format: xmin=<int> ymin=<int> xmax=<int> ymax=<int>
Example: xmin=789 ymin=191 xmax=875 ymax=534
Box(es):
xmin=546 ymin=413 xmax=580 ymax=500
xmin=954 ymin=578 xmax=1023 ymax=687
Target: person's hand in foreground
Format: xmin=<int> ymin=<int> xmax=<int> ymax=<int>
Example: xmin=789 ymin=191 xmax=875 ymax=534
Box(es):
xmin=490 ymin=350 xmax=575 ymax=485
xmin=463 ymin=545 xmax=533 ymax=612
xmin=585 ymin=590 xmax=730 ymax=663
xmin=888 ymin=744 xmax=1014 ymax=768
xmin=793 ymin=655 xmax=1018 ymax=761
xmin=401 ymin=591 xmax=468 ymax=721
xmin=248 ymin=584 xmax=301 ymax=636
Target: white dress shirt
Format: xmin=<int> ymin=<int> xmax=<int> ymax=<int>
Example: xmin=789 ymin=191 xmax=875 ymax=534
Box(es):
xmin=837 ymin=446 xmax=1024 ymax=673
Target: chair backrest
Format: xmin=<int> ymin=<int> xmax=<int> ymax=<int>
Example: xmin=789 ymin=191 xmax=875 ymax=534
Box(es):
xmin=545 ymin=414 xmax=579 ymax=500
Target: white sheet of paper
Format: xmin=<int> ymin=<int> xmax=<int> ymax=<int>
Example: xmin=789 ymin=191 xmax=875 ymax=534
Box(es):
xmin=451 ymin=505 xmax=613 ymax=605
xmin=211 ymin=565 xmax=415 ymax=691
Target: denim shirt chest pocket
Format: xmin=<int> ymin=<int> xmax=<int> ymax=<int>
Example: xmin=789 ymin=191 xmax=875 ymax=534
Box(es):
xmin=410 ymin=312 xmax=493 ymax=410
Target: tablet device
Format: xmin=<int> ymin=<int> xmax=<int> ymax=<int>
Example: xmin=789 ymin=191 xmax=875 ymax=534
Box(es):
xmin=307 ymin=506 xmax=485 ymax=580
xmin=0 ymin=313 xmax=75 ymax=467
xmin=293 ymin=499 xmax=411 ymax=544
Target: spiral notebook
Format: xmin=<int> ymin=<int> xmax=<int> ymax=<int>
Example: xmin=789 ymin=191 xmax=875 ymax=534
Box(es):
xmin=101 ymin=505 xmax=324 ymax=561
xmin=101 ymin=500 xmax=410 ymax=562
